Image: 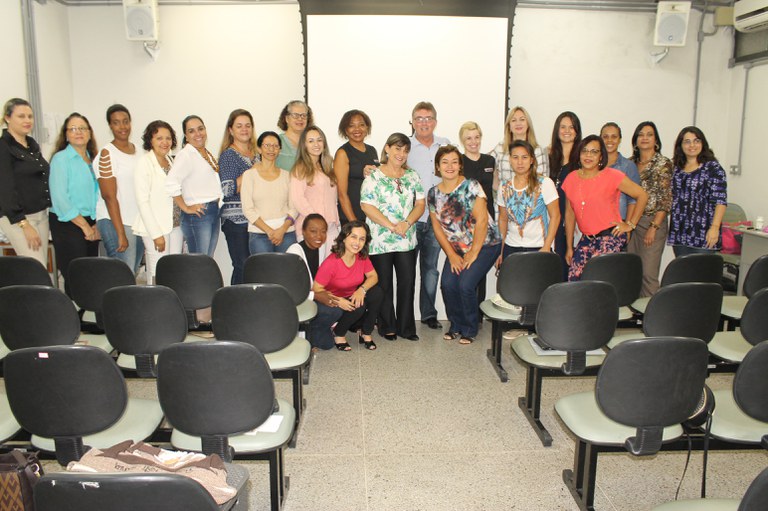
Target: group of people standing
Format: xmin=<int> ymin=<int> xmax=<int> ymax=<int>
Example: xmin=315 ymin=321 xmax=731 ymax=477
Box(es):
xmin=0 ymin=97 xmax=727 ymax=351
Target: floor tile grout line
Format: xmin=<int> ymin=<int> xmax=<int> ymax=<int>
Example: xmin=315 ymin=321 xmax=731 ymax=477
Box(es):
xmin=358 ymin=343 xmax=371 ymax=511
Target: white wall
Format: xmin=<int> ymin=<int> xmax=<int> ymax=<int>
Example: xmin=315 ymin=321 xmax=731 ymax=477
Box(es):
xmin=1 ymin=1 xmax=27 ymax=104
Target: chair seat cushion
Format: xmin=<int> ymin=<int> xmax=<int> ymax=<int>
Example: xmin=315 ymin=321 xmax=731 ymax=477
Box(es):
xmin=511 ymin=336 xmax=605 ymax=369
xmin=651 ymin=498 xmax=739 ymax=511
xmin=479 ymin=299 xmax=522 ymax=322
xmin=76 ymin=333 xmax=115 ymax=354
xmin=0 ymin=391 xmax=21 ymax=443
xmin=32 ymin=398 xmax=164 ymax=452
xmin=116 ymin=334 xmax=207 ymax=370
xmin=618 ymin=306 xmax=634 ymax=321
xmin=606 ymin=329 xmax=644 ymax=349
xmin=708 ymin=331 xmax=752 ymax=363
xmin=721 ymin=295 xmax=747 ymax=320
xmin=710 ymin=389 xmax=768 ymax=444
xmin=170 ymin=398 xmax=295 ymax=454
xmin=630 ymin=296 xmax=650 ymax=314
xmin=0 ymin=337 xmax=9 ymax=361
xmin=555 ymin=391 xmax=684 ymax=445
xmin=264 ymin=337 xmax=310 ymax=371
xmin=297 ymin=299 xmax=317 ymax=323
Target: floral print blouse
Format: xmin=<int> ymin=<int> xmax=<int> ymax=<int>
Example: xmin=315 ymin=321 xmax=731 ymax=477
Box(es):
xmin=635 ymin=152 xmax=673 ymax=215
xmin=427 ymin=178 xmax=500 ymax=255
xmin=668 ymin=160 xmax=727 ymax=250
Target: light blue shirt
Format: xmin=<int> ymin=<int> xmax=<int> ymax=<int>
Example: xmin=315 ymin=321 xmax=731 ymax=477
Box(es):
xmin=610 ymin=152 xmax=640 ymax=220
xmin=408 ymin=134 xmax=450 ymax=222
xmin=49 ymin=144 xmax=98 ymax=221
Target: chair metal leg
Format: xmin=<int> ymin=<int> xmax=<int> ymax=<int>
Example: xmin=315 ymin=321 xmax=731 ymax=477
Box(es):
xmin=517 ymin=365 xmax=552 ymax=446
xmin=268 ymin=450 xmax=282 ymax=511
xmin=485 ymin=319 xmax=508 ymax=382
xmin=563 ymin=439 xmax=598 ymax=511
xmin=300 ymin=320 xmax=312 ymax=384
xmin=288 ymin=368 xmax=304 ymax=448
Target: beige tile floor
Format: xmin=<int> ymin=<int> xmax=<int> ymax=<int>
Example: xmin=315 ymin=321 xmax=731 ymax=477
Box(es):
xmin=39 ymin=323 xmax=766 ymax=511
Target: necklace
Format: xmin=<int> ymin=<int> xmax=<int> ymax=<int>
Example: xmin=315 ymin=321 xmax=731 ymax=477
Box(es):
xmin=198 ymin=148 xmax=219 ymax=173
xmin=576 ymin=171 xmax=599 ymax=214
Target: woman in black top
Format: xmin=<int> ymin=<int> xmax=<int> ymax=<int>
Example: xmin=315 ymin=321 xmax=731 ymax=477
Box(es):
xmin=0 ymin=98 xmax=51 ymax=266
xmin=458 ymin=121 xmax=496 ymax=220
xmin=333 ymin=110 xmax=379 ymax=224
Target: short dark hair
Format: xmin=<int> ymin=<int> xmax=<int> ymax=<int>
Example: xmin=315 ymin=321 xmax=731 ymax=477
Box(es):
xmin=142 ymin=120 xmax=177 ymax=152
xmin=302 ymin=213 xmax=327 ymax=231
xmin=257 ymin=130 xmax=281 ymax=149
xmin=331 ymin=220 xmax=370 ymax=259
xmin=106 ymin=104 xmax=131 ymax=124
xmin=433 ymin=144 xmax=463 ymax=176
xmin=577 ymin=135 xmax=609 ymax=170
xmin=672 ymin=126 xmax=717 ymax=169
xmin=181 ymin=115 xmax=204 ymax=147
xmin=631 ymin=121 xmax=662 ymax=161
xmin=600 ymin=122 xmax=622 ymax=139
xmin=338 ymin=109 xmax=372 ymax=139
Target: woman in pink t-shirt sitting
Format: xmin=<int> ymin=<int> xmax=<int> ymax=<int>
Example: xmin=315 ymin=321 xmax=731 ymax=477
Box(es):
xmin=310 ymin=220 xmax=383 ymax=351
xmin=562 ymin=135 xmax=647 ymax=281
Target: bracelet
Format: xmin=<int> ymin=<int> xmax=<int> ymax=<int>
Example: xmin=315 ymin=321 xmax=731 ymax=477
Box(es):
xmin=626 ymin=220 xmax=636 ymax=230
xmin=17 ymin=219 xmax=28 ymax=229
xmin=358 ymin=285 xmax=367 ymax=294
xmin=649 ymin=221 xmax=660 ymax=229
xmin=285 ymin=214 xmax=295 ymax=225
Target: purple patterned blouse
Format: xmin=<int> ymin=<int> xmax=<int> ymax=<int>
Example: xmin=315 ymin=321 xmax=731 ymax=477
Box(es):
xmin=668 ymin=160 xmax=727 ymax=249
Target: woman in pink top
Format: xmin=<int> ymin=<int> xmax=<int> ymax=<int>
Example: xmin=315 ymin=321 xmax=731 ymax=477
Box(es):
xmin=562 ymin=135 xmax=647 ymax=281
xmin=289 ymin=125 xmax=340 ymax=258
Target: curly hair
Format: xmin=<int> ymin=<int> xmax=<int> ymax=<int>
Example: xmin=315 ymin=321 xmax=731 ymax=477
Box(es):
xmin=331 ymin=220 xmax=371 ymax=259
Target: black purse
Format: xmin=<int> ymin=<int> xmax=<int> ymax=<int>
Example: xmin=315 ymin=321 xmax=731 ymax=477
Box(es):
xmin=0 ymin=450 xmax=44 ymax=511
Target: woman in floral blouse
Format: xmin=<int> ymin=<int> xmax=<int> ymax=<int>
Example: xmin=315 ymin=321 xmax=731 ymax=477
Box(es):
xmin=668 ymin=126 xmax=727 ymax=256
xmin=428 ymin=145 xmax=501 ymax=345
xmin=360 ymin=133 xmax=425 ymax=341
xmin=627 ymin=121 xmax=673 ymax=296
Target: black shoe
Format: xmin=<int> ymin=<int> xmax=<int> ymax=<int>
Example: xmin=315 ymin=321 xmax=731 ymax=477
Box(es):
xmin=383 ymin=333 xmax=397 ymax=341
xmin=405 ymin=334 xmax=420 ymax=341
xmin=421 ymin=317 xmax=441 ymax=330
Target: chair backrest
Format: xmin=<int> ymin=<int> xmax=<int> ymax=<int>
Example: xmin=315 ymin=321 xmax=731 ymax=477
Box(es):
xmin=722 ymin=202 xmax=747 ymax=225
xmin=0 ymin=255 xmax=52 ymax=287
xmin=0 ymin=285 xmax=80 ymax=350
xmin=242 ymin=253 xmax=311 ymax=306
xmin=580 ymin=252 xmax=642 ymax=307
xmin=643 ymin=282 xmax=722 ymax=343
xmin=102 ymin=285 xmax=188 ymax=377
xmin=596 ymin=337 xmax=708 ymax=456
xmin=733 ymin=340 xmax=768 ymax=426
xmin=4 ymin=345 xmax=128 ymax=465
xmin=156 ymin=254 xmax=223 ymax=311
xmin=68 ymin=257 xmax=136 ymax=314
xmin=34 ymin=473 xmax=219 ymax=511
xmin=743 ymin=254 xmax=768 ymax=298
xmin=497 ymin=251 xmax=562 ymax=324
xmin=660 ymin=253 xmax=723 ymax=287
xmin=738 ymin=465 xmax=768 ymax=511
xmin=536 ymin=281 xmax=618 ymax=375
xmin=211 ymin=284 xmax=298 ymax=354
xmin=157 ymin=341 xmax=275 ymax=461
xmin=741 ymin=288 xmax=768 ymax=347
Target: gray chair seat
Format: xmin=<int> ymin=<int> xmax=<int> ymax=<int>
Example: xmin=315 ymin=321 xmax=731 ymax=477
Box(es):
xmin=0 ymin=391 xmax=21 ymax=442
xmin=479 ymin=298 xmax=522 ymax=322
xmin=0 ymin=337 xmax=9 ymax=361
xmin=555 ymin=391 xmax=684 ymax=446
xmin=651 ymin=499 xmax=739 ymax=511
xmin=511 ymin=336 xmax=605 ymax=369
xmin=631 ymin=296 xmax=650 ymax=314
xmin=115 ymin=334 xmax=207 ymax=371
xmin=606 ymin=329 xmax=644 ymax=349
xmin=31 ymin=397 xmax=164 ymax=452
xmin=77 ymin=333 xmax=115 ymax=353
xmin=264 ymin=336 xmax=311 ymax=371
xmin=297 ymin=298 xmax=317 ymax=323
xmin=721 ymin=295 xmax=748 ymax=320
xmin=708 ymin=330 xmax=753 ymax=363
xmin=171 ymin=398 xmax=295 ymax=454
xmin=618 ymin=305 xmax=633 ymax=321
xmin=709 ymin=388 xmax=768 ymax=444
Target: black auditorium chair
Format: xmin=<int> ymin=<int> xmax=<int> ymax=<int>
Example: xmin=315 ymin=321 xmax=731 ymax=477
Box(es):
xmin=709 ymin=288 xmax=768 ymax=364
xmin=0 ymin=255 xmax=53 ymax=288
xmin=580 ymin=252 xmax=642 ymax=323
xmin=157 ymin=341 xmax=295 ymax=511
xmin=555 ymin=337 xmax=709 ymax=511
xmin=631 ymin=253 xmax=723 ymax=314
xmin=478 ymin=251 xmax=562 ymax=382
xmin=102 ymin=285 xmax=189 ymax=377
xmin=510 ymin=281 xmax=617 ymax=446
xmin=721 ymin=254 xmax=768 ymax=329
xmin=212 ymin=284 xmax=310 ymax=446
xmin=4 ymin=345 xmax=164 ymax=465
xmin=156 ymin=254 xmax=223 ymax=331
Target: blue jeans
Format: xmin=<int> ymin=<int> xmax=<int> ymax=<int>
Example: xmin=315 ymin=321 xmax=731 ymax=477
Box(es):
xmin=97 ymin=219 xmax=144 ymax=275
xmin=221 ymin=219 xmax=250 ymax=284
xmin=416 ymin=221 xmax=441 ymax=320
xmin=441 ymin=244 xmax=500 ymax=338
xmin=248 ymin=231 xmax=297 ymax=255
xmin=180 ymin=201 xmax=220 ymax=256
xmin=673 ymin=245 xmax=715 ymax=257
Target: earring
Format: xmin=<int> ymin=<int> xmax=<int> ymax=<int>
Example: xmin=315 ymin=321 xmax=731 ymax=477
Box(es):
xmin=655 ymin=143 xmax=661 ymax=152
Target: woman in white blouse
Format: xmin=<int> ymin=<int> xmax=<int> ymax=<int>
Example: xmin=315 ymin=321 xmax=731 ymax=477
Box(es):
xmin=165 ymin=115 xmax=223 ymax=256
xmin=133 ymin=120 xmax=182 ymax=281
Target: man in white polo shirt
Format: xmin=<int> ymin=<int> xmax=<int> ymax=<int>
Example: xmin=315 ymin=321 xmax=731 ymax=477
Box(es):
xmin=408 ymin=101 xmax=449 ymax=331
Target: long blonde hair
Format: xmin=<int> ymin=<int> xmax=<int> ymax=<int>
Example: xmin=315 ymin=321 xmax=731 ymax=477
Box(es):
xmin=503 ymin=106 xmax=539 ymax=153
xmin=291 ymin=125 xmax=335 ymax=186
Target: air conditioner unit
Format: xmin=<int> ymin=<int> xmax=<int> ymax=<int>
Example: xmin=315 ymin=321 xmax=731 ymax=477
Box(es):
xmin=123 ymin=0 xmax=159 ymax=41
xmin=734 ymin=0 xmax=768 ymax=33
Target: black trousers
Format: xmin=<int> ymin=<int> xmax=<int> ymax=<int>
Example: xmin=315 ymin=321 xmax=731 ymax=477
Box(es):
xmin=370 ymin=249 xmax=417 ymax=337
xmin=49 ymin=212 xmax=99 ymax=297
xmin=333 ymin=285 xmax=384 ymax=337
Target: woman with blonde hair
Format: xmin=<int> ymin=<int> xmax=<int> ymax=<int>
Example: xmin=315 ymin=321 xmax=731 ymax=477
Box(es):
xmin=289 ymin=125 xmax=339 ymax=258
xmin=490 ymin=106 xmax=548 ymax=190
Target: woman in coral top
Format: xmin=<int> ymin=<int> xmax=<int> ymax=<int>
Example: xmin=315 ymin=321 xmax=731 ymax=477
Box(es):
xmin=562 ymin=135 xmax=647 ymax=281
xmin=289 ymin=125 xmax=339 ymax=258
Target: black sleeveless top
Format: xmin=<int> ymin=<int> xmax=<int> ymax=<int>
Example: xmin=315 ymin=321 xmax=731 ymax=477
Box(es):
xmin=338 ymin=141 xmax=378 ymax=224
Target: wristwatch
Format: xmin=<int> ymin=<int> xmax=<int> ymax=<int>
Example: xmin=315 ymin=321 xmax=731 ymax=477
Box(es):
xmin=18 ymin=219 xmax=28 ymax=229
